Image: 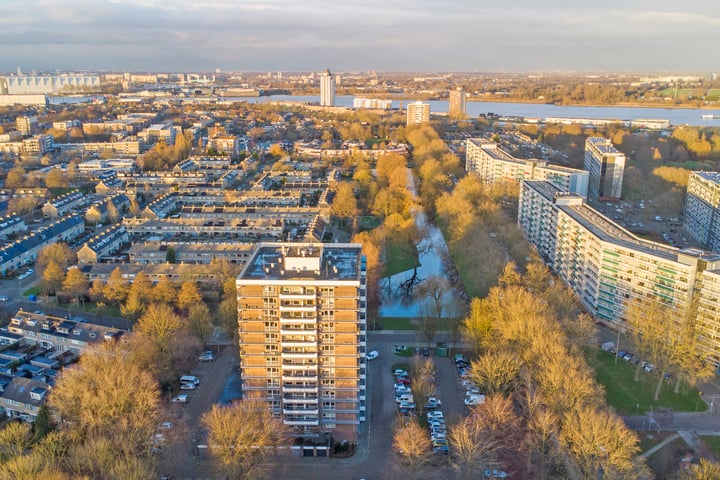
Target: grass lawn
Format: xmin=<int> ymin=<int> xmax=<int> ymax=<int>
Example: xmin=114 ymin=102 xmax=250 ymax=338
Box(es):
xmin=384 ymin=239 xmax=419 ymax=277
xmin=638 ymin=431 xmax=675 ymax=454
xmin=393 ymin=348 xmax=415 ymax=358
xmin=365 ymin=138 xmax=390 ymax=148
xmin=586 ymin=348 xmax=707 ymax=415
xmin=359 ymin=215 xmax=380 ymax=231
xmin=702 ymin=436 xmax=720 ymax=458
xmin=75 ymin=302 xmax=123 ymax=319
xmin=23 ymin=286 xmax=42 ymax=296
xmin=378 ymin=316 xmax=449 ymax=331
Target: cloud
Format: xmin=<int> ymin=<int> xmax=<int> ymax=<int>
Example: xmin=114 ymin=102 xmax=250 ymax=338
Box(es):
xmin=0 ymin=0 xmax=718 ymax=71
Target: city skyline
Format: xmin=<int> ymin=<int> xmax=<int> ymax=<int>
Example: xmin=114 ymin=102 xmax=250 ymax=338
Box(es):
xmin=1 ymin=0 xmax=719 ymax=73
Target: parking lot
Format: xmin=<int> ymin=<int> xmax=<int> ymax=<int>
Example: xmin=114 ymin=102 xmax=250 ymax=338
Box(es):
xmin=156 ymin=344 xmax=240 ymax=479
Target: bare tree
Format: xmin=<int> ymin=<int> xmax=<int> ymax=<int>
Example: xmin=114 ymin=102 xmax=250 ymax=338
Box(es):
xmin=559 ymin=405 xmax=645 ymax=480
xmin=410 ymin=356 xmax=436 ymax=416
xmin=49 ymin=343 xmax=160 ymax=455
xmin=392 ymin=416 xmax=431 ymax=479
xmin=202 ymin=399 xmax=287 ymax=480
xmin=469 ymin=350 xmax=521 ymax=396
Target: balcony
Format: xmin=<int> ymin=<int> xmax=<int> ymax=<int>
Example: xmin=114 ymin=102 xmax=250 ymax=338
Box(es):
xmin=282 ymin=373 xmax=319 ymax=382
xmin=281 ymin=340 xmax=317 ymax=348
xmin=283 ymin=396 xmax=319 ymax=403
xmin=283 ymin=385 xmax=318 ymax=393
xmin=283 ymin=408 xmax=319 ymax=415
xmin=280 ymin=318 xmax=317 ymax=326
xmin=282 ymin=352 xmax=318 ymax=360
xmin=279 ymin=293 xmax=316 ymax=300
xmin=282 ymin=363 xmax=317 ymax=370
xmin=279 ymin=304 xmax=317 ymax=313
xmin=283 ymin=418 xmax=319 ymax=426
xmin=280 ymin=328 xmax=317 ymax=335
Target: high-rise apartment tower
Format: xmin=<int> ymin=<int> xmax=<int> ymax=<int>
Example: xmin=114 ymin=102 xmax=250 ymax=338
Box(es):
xmin=236 ymin=243 xmax=367 ymax=442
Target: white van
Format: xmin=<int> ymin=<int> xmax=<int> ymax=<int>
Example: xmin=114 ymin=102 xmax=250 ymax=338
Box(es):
xmin=180 ymin=375 xmax=200 ymax=386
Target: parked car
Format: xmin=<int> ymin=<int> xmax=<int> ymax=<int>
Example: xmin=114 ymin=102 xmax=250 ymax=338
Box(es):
xmin=394 ymin=369 xmax=408 ymax=377
xmin=484 ymin=469 xmax=508 ymax=478
xmin=0 ymin=296 xmax=8 ymax=302
xmin=433 ymin=445 xmax=450 ymax=455
xmin=171 ymin=395 xmax=188 ymax=403
xmin=421 ymin=347 xmax=430 ymax=356
xmin=366 ymin=350 xmax=379 ymax=360
xmin=425 ymin=398 xmax=442 ymax=411
xmin=427 ymin=411 xmax=444 ymax=420
xmin=199 ymin=351 xmax=215 ymax=362
xmin=465 ymin=395 xmax=486 ymax=406
xmin=180 ymin=383 xmax=196 ymax=390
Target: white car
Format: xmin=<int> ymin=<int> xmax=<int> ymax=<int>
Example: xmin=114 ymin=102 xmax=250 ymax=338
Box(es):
xmin=199 ymin=351 xmax=215 ymax=362
xmin=465 ymin=395 xmax=486 ymax=406
xmin=180 ymin=383 xmax=196 ymax=390
xmin=427 ymin=411 xmax=444 ymax=420
xmin=366 ymin=351 xmax=379 ymax=361
xmin=171 ymin=395 xmax=188 ymax=403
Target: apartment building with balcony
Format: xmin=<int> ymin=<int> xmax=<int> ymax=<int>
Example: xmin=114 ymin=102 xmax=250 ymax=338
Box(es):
xmin=584 ymin=137 xmax=626 ymax=201
xmin=406 ymin=101 xmax=430 ymax=126
xmin=684 ymin=171 xmax=720 ymax=252
xmin=236 ymin=243 xmax=367 ymax=442
xmin=466 ymin=139 xmax=589 ymax=196
xmin=519 ymin=180 xmax=720 ymax=364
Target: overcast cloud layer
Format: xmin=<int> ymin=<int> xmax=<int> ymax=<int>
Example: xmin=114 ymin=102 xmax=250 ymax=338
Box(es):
xmin=1 ymin=0 xmax=718 ymax=72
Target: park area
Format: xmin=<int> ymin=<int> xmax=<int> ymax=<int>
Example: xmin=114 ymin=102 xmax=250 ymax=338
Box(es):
xmin=586 ymin=347 xmax=706 ymax=415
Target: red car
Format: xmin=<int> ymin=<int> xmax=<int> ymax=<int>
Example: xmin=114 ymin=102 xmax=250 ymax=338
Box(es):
xmin=395 ymin=378 xmax=411 ymax=385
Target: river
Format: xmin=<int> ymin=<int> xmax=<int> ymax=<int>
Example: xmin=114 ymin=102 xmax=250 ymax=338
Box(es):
xmin=379 ymin=171 xmax=461 ymax=319
xmin=234 ymin=94 xmax=720 ymax=127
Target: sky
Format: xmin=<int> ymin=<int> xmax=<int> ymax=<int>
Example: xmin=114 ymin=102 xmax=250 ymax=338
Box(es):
xmin=1 ymin=0 xmax=719 ymax=73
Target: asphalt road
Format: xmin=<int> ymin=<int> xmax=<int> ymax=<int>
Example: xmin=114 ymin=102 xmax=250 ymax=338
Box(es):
xmin=157 ymin=344 xmax=240 ymax=479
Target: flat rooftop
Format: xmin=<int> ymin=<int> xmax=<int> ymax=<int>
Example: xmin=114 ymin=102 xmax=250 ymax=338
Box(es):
xmin=696 ymin=171 xmax=720 ymax=184
xmin=524 ymin=181 xmax=704 ymax=262
xmin=586 ymin=137 xmax=622 ymax=155
xmin=240 ymin=242 xmax=362 ymax=282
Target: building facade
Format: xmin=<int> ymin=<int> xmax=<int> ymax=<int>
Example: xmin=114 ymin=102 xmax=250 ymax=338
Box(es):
xmin=448 ymin=88 xmax=466 ymax=117
xmin=465 ymin=139 xmax=588 ymax=196
xmin=236 ymin=243 xmax=367 ymax=442
xmin=320 ymin=70 xmax=335 ymax=107
xmin=0 ymin=75 xmax=101 ymax=95
xmin=584 ymin=137 xmax=626 ymax=201
xmin=684 ymin=171 xmax=720 ymax=253
xmin=518 ymin=179 xmax=720 ymax=365
xmin=406 ymin=102 xmax=430 ymax=126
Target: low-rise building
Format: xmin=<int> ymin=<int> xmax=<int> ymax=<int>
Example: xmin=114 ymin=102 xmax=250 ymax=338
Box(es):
xmin=0 ymin=215 xmax=84 ymax=273
xmin=77 ymin=224 xmax=129 ymax=264
xmin=128 ymin=240 xmax=254 ymax=265
xmin=42 ymin=190 xmax=86 ymax=218
xmin=0 ymin=214 xmax=27 ymax=241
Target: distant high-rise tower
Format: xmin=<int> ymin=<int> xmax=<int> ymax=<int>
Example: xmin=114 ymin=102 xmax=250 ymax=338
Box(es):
xmin=449 ymin=87 xmax=466 ymax=118
xmin=320 ymin=69 xmax=335 ymax=107
xmin=406 ymin=101 xmax=430 ymax=126
xmin=583 ymin=137 xmax=626 ymax=201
